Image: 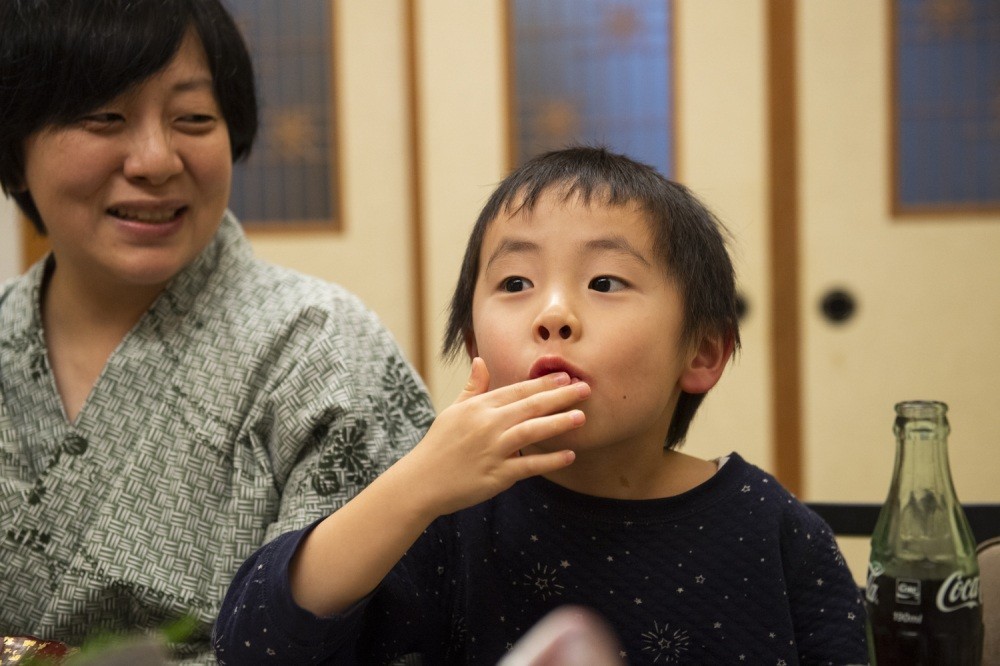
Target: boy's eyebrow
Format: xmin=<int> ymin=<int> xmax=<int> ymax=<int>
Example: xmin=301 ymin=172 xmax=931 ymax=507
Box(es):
xmin=583 ymin=236 xmax=653 ymax=266
xmin=484 ymin=235 xmax=653 ymax=271
xmin=484 ymin=238 xmax=539 ymax=272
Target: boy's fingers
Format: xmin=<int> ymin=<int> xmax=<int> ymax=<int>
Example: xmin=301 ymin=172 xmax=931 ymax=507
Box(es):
xmin=499 ymin=409 xmax=586 ymax=457
xmin=482 ymin=371 xmax=574 ymax=407
xmin=499 ymin=381 xmax=591 ymax=426
xmin=454 ymin=358 xmax=491 ymax=403
xmin=457 ymin=369 xmax=589 ymax=426
xmin=508 ymin=449 xmax=576 ymax=479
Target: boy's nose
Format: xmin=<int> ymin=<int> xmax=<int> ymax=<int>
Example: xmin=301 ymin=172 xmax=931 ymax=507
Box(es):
xmin=533 ymin=299 xmax=580 ymax=342
xmin=537 ymin=323 xmax=572 ymax=341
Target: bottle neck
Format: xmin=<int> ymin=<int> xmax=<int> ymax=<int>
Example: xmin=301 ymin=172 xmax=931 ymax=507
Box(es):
xmin=871 ymin=401 xmax=979 ymax=572
xmin=890 ymin=410 xmax=957 ymax=500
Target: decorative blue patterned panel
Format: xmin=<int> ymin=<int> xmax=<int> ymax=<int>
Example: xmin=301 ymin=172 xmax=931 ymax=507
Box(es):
xmin=511 ymin=0 xmax=674 ymax=176
xmin=228 ymin=0 xmax=338 ymax=228
xmin=894 ymin=0 xmax=1000 ymax=212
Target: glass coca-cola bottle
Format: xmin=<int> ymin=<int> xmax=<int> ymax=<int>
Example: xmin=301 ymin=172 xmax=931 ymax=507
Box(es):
xmin=866 ymin=400 xmax=983 ymax=665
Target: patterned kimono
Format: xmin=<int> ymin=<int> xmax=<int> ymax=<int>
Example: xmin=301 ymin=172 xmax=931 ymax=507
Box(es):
xmin=0 ymin=212 xmax=434 ymax=663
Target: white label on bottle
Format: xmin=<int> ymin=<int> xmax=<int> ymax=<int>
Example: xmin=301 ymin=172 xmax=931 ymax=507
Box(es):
xmin=865 ymin=562 xmax=884 ymax=604
xmin=895 ymin=578 xmax=921 ymax=605
xmin=935 ymin=571 xmax=981 ymax=612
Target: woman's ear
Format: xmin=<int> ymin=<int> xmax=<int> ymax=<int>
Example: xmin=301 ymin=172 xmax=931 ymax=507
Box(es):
xmin=679 ymin=333 xmax=734 ymax=394
xmin=463 ymin=329 xmax=479 ymax=360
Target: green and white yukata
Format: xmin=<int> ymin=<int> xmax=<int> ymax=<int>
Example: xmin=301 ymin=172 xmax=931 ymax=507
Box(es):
xmin=0 ymin=212 xmax=434 ymax=663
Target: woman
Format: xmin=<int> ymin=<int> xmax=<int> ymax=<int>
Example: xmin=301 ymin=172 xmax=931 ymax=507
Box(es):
xmin=0 ymin=1 xmax=433 ymax=661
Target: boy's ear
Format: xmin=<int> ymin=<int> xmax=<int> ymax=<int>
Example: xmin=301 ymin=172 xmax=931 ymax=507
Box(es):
xmin=679 ymin=333 xmax=734 ymax=394
xmin=463 ymin=329 xmax=479 ymax=360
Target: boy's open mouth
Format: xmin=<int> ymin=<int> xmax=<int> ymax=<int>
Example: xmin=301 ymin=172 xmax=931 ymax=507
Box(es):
xmin=528 ymin=357 xmax=587 ymax=384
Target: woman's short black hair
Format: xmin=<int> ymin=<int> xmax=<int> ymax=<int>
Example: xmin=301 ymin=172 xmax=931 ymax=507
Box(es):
xmin=0 ymin=0 xmax=258 ymax=232
xmin=442 ymin=146 xmax=741 ymax=448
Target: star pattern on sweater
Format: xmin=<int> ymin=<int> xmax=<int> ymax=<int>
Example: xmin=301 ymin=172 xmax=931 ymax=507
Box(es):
xmin=213 ymin=454 xmax=869 ymax=663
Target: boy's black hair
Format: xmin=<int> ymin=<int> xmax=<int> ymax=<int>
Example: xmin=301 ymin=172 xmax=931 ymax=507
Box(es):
xmin=443 ymin=146 xmax=741 ymax=448
xmin=0 ymin=0 xmax=258 ymax=233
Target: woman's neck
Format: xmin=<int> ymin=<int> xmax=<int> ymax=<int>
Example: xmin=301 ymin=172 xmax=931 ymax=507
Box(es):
xmin=41 ymin=261 xmax=166 ymax=422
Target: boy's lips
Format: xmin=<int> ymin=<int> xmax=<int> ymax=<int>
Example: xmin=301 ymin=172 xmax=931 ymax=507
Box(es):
xmin=528 ymin=356 xmax=588 ymax=384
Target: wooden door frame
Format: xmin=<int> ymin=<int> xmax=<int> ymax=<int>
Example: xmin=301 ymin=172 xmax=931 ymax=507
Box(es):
xmin=767 ymin=0 xmax=802 ymax=497
xmin=20 ymin=216 xmax=48 ymax=270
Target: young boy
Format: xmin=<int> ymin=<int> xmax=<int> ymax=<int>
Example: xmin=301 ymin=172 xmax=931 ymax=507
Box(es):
xmin=214 ymin=147 xmax=868 ymax=664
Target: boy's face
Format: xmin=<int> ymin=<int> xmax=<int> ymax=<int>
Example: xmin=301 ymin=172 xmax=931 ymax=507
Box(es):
xmin=467 ymin=189 xmax=707 ymax=456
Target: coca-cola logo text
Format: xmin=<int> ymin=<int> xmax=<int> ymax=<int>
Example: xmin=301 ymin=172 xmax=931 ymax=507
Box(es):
xmin=935 ymin=572 xmax=981 ymax=613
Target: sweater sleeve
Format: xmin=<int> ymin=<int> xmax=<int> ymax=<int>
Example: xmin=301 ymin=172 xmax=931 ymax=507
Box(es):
xmin=214 ymin=515 xmax=455 ymax=665
xmin=212 ymin=519 xmax=374 ymax=665
xmin=781 ymin=503 xmax=870 ymax=665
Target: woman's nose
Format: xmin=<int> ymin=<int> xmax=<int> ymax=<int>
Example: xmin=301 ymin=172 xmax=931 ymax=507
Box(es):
xmin=533 ymin=298 xmax=580 ymax=342
xmin=123 ymin=125 xmax=183 ymax=185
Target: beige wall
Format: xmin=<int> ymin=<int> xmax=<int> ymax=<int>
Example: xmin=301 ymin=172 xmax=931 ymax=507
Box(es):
xmin=673 ymin=0 xmax=772 ymax=469
xmin=796 ymin=1 xmax=1000 ymax=582
xmin=248 ymin=0 xmax=419 ymax=362
xmin=412 ymin=0 xmax=510 ymax=409
xmin=0 ymin=198 xmax=19 ymax=283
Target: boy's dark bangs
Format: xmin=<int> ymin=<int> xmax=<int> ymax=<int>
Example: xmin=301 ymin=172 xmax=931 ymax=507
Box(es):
xmin=501 ymin=159 xmax=649 ymax=220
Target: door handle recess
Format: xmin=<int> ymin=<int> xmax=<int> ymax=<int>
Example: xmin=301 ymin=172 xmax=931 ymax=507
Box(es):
xmin=819 ymin=288 xmax=857 ymax=324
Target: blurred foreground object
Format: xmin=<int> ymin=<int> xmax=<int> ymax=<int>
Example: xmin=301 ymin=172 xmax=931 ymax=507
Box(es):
xmin=978 ymin=537 xmax=1000 ymax=666
xmin=499 ymin=606 xmax=622 ymax=666
xmin=2 ymin=635 xmax=76 ymax=664
xmin=0 ymin=634 xmax=167 ymax=666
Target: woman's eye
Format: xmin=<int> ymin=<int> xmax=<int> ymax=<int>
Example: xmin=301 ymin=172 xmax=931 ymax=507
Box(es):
xmin=501 ymin=277 xmax=533 ymax=293
xmin=589 ymin=276 xmax=627 ymax=293
xmin=177 ymin=115 xmax=219 ymax=131
xmin=79 ymin=112 xmax=124 ymax=129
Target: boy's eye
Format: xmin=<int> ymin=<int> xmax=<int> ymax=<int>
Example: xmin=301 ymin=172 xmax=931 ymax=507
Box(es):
xmin=589 ymin=276 xmax=627 ymax=293
xmin=501 ymin=276 xmax=533 ymax=293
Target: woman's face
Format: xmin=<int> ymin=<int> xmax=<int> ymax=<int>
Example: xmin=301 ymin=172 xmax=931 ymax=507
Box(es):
xmin=22 ymin=30 xmax=232 ymax=292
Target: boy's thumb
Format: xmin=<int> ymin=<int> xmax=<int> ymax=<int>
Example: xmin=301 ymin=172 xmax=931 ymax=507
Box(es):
xmin=461 ymin=357 xmax=491 ymax=398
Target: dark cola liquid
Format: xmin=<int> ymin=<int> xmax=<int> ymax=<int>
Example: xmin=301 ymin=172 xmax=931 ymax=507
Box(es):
xmin=867 ymin=574 xmax=983 ymax=665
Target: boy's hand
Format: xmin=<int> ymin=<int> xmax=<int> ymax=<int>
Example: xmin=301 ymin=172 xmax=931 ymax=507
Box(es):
xmin=395 ymin=357 xmax=589 ymax=519
xmin=289 ymin=358 xmax=589 ymax=617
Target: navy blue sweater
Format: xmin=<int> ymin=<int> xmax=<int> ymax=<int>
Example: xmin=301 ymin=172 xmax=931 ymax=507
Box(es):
xmin=214 ymin=453 xmax=868 ymax=664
